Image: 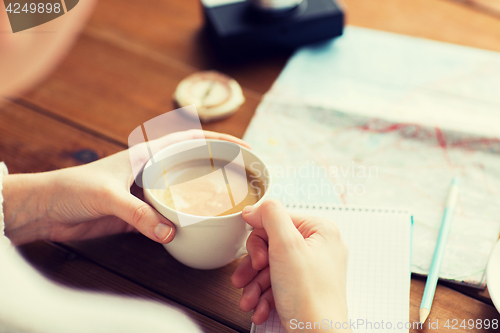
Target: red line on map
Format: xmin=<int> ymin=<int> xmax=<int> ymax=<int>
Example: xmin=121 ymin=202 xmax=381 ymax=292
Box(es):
xmin=449 ymin=137 xmax=500 ymax=148
xmin=359 ymin=121 xmax=410 ymax=133
xmin=358 ymin=120 xmax=424 ymax=138
xmin=435 ymin=127 xmax=451 ymax=165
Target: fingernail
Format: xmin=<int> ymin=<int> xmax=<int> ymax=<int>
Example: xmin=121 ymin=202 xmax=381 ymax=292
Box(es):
xmin=154 ymin=223 xmax=172 ymax=242
xmin=243 ymin=205 xmax=255 ymax=215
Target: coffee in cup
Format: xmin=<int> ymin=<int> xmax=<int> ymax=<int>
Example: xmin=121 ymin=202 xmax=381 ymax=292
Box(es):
xmin=150 ymin=158 xmax=265 ymax=217
xmin=143 ymin=139 xmax=271 ymax=269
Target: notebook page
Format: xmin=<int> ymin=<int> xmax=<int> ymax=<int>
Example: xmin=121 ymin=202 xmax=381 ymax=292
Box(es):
xmin=254 ymin=205 xmax=412 ymax=333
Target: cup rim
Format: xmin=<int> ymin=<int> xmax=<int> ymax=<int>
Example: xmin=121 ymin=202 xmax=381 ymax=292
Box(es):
xmin=142 ymin=138 xmax=272 ymax=220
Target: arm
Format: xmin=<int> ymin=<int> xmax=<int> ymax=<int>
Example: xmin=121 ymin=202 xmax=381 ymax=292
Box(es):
xmin=3 ymin=171 xmax=65 ymax=244
xmin=2 ymin=130 xmax=250 ymax=245
xmin=2 ymin=149 xmax=169 ymax=245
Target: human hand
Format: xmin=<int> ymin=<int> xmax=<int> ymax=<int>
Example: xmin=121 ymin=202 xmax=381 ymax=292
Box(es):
xmin=231 ymin=200 xmax=351 ymax=333
xmin=3 ymin=130 xmax=250 ymax=245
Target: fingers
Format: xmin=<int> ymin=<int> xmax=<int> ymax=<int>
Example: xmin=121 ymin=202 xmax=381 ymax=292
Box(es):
xmin=243 ymin=202 xmax=337 ymax=244
xmin=252 ymin=288 xmax=275 ymax=325
xmin=242 ymin=200 xmax=303 ymax=248
xmin=111 ymin=193 xmax=175 ymax=244
xmin=201 ymin=130 xmax=251 ymax=149
xmin=151 ymin=130 xmax=251 ymax=153
xmin=239 ymin=266 xmax=271 ymax=312
xmin=233 ymin=259 xmax=274 ymax=324
xmin=232 ymin=255 xmax=259 ymax=289
xmin=246 ymin=228 xmax=269 ymax=271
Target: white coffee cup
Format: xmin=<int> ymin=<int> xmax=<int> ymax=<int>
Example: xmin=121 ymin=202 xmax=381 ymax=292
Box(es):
xmin=143 ymin=139 xmax=271 ymax=270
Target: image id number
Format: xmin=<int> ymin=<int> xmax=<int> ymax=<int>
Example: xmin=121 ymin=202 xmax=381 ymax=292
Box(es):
xmin=443 ymin=318 xmax=498 ymax=330
xmin=6 ymin=2 xmax=61 ymax=14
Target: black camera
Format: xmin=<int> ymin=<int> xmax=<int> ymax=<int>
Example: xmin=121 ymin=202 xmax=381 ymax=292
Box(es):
xmin=201 ymin=0 xmax=345 ymax=58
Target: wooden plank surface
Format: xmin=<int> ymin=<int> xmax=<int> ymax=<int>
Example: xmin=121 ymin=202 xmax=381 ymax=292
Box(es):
xmin=411 ymin=276 xmax=500 ymax=332
xmin=451 ymin=0 xmax=500 ymax=19
xmin=0 ymin=100 xmax=251 ymax=331
xmin=344 ymin=0 xmax=500 ymax=53
xmin=18 ymin=241 xmax=238 ymax=333
xmin=84 ymin=0 xmax=288 ymax=96
xmin=60 ymin=234 xmax=500 ymax=333
xmin=62 ymin=234 xmax=252 ymax=333
xmin=444 ymin=282 xmax=495 ymax=307
xmin=18 ymin=31 xmax=264 ymax=145
xmin=0 ymin=99 xmax=121 ymax=174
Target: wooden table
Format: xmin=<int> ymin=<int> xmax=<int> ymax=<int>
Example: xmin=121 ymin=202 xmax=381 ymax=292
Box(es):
xmin=2 ymin=0 xmax=500 ymax=331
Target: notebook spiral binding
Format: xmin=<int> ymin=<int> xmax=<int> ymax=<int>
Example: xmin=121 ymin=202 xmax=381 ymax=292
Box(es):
xmin=282 ymin=199 xmax=409 ymax=214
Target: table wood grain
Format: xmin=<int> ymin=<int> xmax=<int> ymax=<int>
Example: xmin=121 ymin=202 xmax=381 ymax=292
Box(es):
xmin=2 ymin=0 xmax=500 ymax=332
xmin=17 ymin=241 xmax=239 ymax=333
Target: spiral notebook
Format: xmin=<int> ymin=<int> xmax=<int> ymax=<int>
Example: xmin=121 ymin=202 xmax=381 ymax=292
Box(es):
xmin=251 ymin=203 xmax=413 ymax=333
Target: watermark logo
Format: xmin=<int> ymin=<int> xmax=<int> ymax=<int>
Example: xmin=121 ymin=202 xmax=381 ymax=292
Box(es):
xmin=3 ymin=0 xmax=79 ymax=33
xmin=256 ymin=161 xmax=378 ymax=201
xmin=128 ymin=105 xmax=250 ymax=227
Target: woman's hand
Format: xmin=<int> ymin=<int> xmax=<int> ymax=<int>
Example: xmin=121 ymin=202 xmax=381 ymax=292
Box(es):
xmin=231 ymin=200 xmax=351 ymax=333
xmin=3 ymin=130 xmax=249 ymax=245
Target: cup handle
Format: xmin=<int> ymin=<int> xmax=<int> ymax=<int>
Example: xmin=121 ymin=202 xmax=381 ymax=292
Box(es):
xmin=236 ymin=244 xmax=248 ymax=259
xmin=236 ymin=226 xmax=254 ymax=259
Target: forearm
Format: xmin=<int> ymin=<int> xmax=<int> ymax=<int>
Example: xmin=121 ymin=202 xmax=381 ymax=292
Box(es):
xmin=2 ymin=172 xmax=55 ymax=244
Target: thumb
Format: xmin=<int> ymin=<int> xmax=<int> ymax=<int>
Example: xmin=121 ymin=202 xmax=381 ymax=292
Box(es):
xmin=242 ymin=200 xmax=303 ymax=248
xmin=111 ymin=194 xmax=176 ymax=244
